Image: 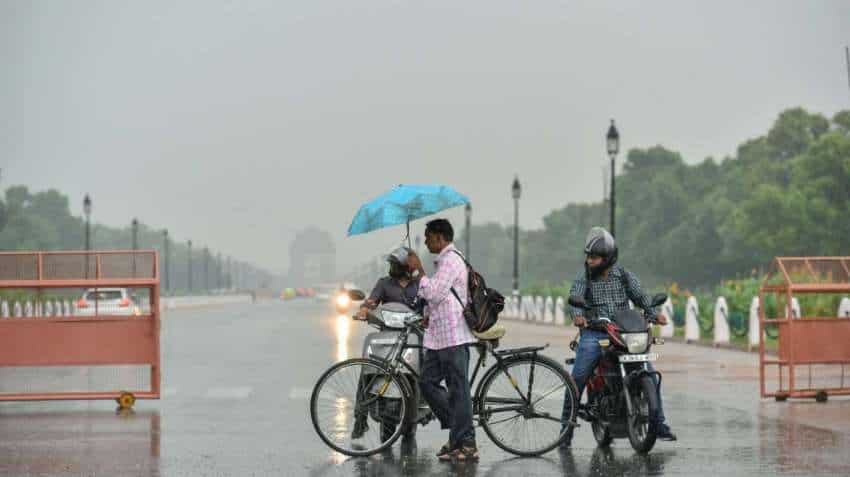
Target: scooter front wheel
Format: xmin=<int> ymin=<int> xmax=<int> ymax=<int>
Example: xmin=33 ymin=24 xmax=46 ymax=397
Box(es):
xmin=310 ymin=358 xmax=409 ymax=457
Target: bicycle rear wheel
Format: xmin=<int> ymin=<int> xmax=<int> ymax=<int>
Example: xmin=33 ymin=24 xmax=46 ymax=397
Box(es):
xmin=478 ymin=355 xmax=576 ymax=456
xmin=310 ymin=358 xmax=408 ymax=457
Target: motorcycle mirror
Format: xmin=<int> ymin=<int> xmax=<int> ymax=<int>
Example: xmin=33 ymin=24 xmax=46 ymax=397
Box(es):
xmin=651 ymin=293 xmax=668 ymax=307
xmin=568 ymin=296 xmax=588 ymax=309
xmin=347 ymin=289 xmax=366 ymax=301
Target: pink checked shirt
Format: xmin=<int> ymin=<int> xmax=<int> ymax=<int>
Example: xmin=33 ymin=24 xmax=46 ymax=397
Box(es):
xmin=417 ymin=244 xmax=476 ymax=350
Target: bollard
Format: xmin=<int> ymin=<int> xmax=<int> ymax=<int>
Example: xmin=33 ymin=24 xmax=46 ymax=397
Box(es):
xmin=1 ymin=301 xmax=8 ymax=318
xmin=789 ymin=297 xmax=801 ymax=319
xmin=63 ymin=300 xmax=72 ymax=316
xmin=660 ymin=298 xmax=675 ymax=338
xmin=713 ymin=297 xmax=731 ymax=346
xmin=555 ymin=297 xmax=566 ymax=326
xmin=504 ymin=297 xmax=515 ymax=319
xmin=685 ymin=296 xmax=700 ymax=342
xmin=13 ymin=301 xmax=22 ymax=318
xmin=44 ymin=300 xmax=54 ymax=317
xmin=24 ymin=301 xmax=33 ymax=318
xmin=839 ymin=297 xmax=850 ymax=318
xmin=748 ymin=297 xmax=760 ymax=350
xmin=543 ymin=296 xmax=554 ymax=323
xmin=523 ymin=296 xmax=533 ymax=321
xmin=534 ymin=296 xmax=544 ymax=322
xmin=54 ymin=300 xmax=63 ymax=317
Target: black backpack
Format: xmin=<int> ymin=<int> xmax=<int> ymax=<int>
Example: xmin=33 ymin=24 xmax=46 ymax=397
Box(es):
xmin=449 ymin=251 xmax=505 ymax=333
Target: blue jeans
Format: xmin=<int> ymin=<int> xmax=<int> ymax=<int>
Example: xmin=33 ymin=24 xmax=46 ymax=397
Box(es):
xmin=561 ymin=330 xmax=666 ymax=440
xmin=420 ymin=345 xmax=475 ymax=449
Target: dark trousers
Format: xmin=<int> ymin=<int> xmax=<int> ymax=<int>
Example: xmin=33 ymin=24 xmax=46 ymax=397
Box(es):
xmin=419 ymin=344 xmax=475 ymax=449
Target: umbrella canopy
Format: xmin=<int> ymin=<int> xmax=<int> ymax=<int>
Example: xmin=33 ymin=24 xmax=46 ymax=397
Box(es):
xmin=347 ymin=184 xmax=469 ymax=237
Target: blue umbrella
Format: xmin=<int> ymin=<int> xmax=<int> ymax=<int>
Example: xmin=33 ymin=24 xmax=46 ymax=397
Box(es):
xmin=347 ymin=184 xmax=470 ymax=241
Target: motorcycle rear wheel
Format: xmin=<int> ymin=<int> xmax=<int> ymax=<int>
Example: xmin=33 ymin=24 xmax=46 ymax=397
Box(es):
xmin=627 ymin=374 xmax=659 ymax=453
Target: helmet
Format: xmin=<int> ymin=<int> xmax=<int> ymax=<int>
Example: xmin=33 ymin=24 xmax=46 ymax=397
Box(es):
xmin=386 ymin=246 xmax=413 ymax=279
xmin=584 ymin=226 xmax=617 ymax=278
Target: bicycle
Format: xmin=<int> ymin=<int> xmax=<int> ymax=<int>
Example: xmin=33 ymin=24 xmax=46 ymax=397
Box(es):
xmin=310 ymin=312 xmax=579 ymax=457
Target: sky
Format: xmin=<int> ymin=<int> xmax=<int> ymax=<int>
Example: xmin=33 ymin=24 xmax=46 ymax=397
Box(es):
xmin=2 ymin=0 xmax=849 ymax=275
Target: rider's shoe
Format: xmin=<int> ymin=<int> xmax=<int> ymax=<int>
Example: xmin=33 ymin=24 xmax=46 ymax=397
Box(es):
xmin=351 ymin=417 xmax=369 ymax=439
xmin=657 ymin=423 xmax=677 ymax=441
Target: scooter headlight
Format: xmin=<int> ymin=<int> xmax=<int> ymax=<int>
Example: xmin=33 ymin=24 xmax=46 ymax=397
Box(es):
xmin=622 ymin=332 xmax=649 ymax=354
xmin=380 ymin=311 xmax=407 ymax=328
xmin=335 ymin=294 xmax=351 ymax=309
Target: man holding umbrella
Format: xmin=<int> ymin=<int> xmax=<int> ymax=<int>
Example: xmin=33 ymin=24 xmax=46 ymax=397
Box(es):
xmin=407 ymin=218 xmax=479 ymax=462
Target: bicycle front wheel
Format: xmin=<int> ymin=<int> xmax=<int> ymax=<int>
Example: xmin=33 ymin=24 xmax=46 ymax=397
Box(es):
xmin=310 ymin=358 xmax=408 ymax=457
xmin=478 ymin=355 xmax=577 ymax=456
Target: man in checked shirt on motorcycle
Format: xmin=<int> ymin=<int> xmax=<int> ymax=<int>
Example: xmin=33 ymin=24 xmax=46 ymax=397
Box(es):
xmin=560 ymin=226 xmax=677 ymax=449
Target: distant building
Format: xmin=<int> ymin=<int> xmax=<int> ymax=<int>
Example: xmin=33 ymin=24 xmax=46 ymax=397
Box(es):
xmin=288 ymin=227 xmax=335 ymax=286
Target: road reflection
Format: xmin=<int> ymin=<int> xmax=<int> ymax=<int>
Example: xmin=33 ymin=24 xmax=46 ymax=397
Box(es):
xmin=336 ymin=314 xmax=350 ymax=362
xmin=0 ymin=408 xmax=161 ymax=476
xmin=310 ymin=440 xmax=674 ymax=477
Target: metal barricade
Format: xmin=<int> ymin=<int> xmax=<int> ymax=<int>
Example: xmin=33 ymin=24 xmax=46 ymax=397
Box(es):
xmin=0 ymin=250 xmax=160 ymax=405
xmin=759 ymin=256 xmax=850 ymax=400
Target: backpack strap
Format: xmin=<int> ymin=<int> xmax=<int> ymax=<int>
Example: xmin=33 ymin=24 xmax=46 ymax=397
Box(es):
xmin=449 ymin=249 xmax=469 ymax=307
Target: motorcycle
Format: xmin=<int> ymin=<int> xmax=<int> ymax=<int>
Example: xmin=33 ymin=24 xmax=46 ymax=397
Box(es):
xmin=567 ymin=293 xmax=667 ymax=453
xmin=352 ymin=296 xmax=431 ymax=442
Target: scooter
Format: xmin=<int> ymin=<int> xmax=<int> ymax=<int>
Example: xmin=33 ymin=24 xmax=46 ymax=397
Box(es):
xmin=352 ymin=299 xmax=432 ymax=442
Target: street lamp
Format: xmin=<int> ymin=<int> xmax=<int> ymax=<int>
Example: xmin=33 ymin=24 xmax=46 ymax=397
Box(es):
xmin=511 ymin=176 xmax=521 ymax=300
xmin=187 ymin=240 xmax=193 ymax=292
xmin=83 ymin=194 xmax=92 ymax=250
xmin=203 ymin=247 xmax=210 ymax=292
xmin=131 ymin=218 xmax=139 ymax=277
xmin=464 ymin=202 xmax=472 ymax=259
xmin=163 ymin=230 xmax=170 ymax=293
xmin=606 ymin=119 xmax=620 ymax=237
xmin=83 ymin=194 xmax=92 ymax=279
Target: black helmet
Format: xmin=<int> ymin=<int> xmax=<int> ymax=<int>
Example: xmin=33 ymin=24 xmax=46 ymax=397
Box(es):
xmin=386 ymin=246 xmax=413 ymax=279
xmin=584 ymin=227 xmax=617 ymax=278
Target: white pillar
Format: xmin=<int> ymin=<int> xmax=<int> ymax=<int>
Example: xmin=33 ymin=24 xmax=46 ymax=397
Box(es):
xmin=839 ymin=297 xmax=850 ymax=318
xmin=64 ymin=300 xmax=72 ymax=316
xmin=790 ymin=297 xmax=801 ymax=319
xmin=522 ymin=296 xmax=533 ymax=320
xmin=24 ymin=301 xmax=33 ymax=318
xmin=1 ymin=301 xmax=8 ymax=318
xmin=13 ymin=301 xmax=22 ymax=317
xmin=44 ymin=300 xmax=54 ymax=317
xmin=555 ymin=297 xmax=566 ymax=326
xmin=54 ymin=300 xmax=63 ymax=317
xmin=660 ymin=298 xmax=675 ymax=338
xmin=685 ymin=296 xmax=700 ymax=342
xmin=534 ymin=296 xmax=544 ymax=322
xmin=713 ymin=297 xmax=731 ymax=346
xmin=543 ymin=296 xmax=554 ymax=323
xmin=748 ymin=297 xmax=760 ymax=350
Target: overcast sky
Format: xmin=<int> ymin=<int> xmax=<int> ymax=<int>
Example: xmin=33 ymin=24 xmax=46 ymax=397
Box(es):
xmin=2 ymin=0 xmax=849 ymax=275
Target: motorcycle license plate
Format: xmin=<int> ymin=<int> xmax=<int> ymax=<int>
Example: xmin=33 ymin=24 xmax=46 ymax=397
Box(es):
xmin=619 ymin=353 xmax=658 ymax=363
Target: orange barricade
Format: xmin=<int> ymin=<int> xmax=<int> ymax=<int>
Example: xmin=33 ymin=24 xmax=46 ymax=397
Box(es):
xmin=759 ymin=257 xmax=850 ymax=400
xmin=0 ymin=250 xmax=160 ymax=404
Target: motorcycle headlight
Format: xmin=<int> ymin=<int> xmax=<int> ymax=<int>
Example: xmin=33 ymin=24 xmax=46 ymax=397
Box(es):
xmin=622 ymin=332 xmax=649 ymax=354
xmin=335 ymin=294 xmax=350 ymax=308
xmin=380 ymin=311 xmax=407 ymax=328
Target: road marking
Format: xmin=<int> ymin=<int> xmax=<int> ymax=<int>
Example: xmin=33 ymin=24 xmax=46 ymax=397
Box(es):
xmin=288 ymin=387 xmax=312 ymax=400
xmin=205 ymin=386 xmax=254 ymax=400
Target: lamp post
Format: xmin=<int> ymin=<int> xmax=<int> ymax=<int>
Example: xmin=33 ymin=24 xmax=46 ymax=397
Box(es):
xmin=203 ymin=247 xmax=210 ymax=292
xmin=216 ymin=252 xmax=222 ymax=291
xmin=163 ymin=230 xmax=170 ymax=293
xmin=511 ymin=176 xmax=521 ymax=300
xmin=187 ymin=240 xmax=193 ymax=292
xmin=606 ymin=119 xmax=620 ymax=237
xmin=464 ymin=202 xmax=472 ymax=259
xmin=83 ymin=194 xmax=92 ymax=278
xmin=131 ymin=218 xmax=139 ymax=277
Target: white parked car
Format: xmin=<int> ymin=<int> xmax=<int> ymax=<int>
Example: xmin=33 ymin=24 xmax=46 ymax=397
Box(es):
xmin=76 ymin=288 xmax=141 ymax=316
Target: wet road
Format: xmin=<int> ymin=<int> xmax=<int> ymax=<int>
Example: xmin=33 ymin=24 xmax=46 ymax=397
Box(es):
xmin=1 ymin=300 xmax=849 ymax=476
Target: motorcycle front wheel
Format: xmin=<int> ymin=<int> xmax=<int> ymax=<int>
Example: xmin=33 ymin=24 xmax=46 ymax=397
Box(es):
xmin=310 ymin=358 xmax=408 ymax=457
xmin=627 ymin=374 xmax=659 ymax=453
